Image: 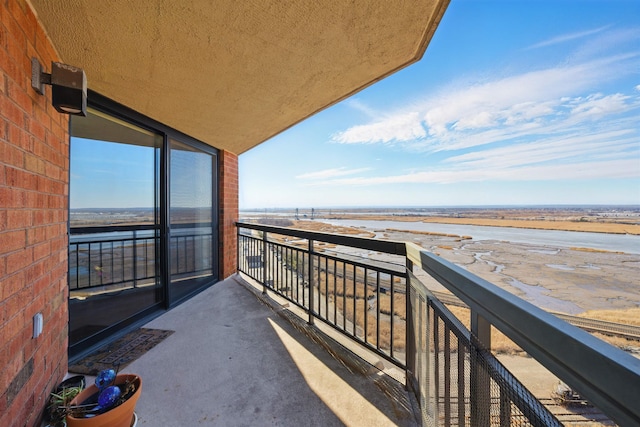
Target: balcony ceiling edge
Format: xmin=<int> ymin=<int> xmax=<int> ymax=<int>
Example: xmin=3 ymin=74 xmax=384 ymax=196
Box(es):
xmin=28 ymin=0 xmax=449 ymax=154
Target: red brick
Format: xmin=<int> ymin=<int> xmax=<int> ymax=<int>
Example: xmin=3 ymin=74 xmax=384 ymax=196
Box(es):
xmin=6 ymin=247 xmax=33 ymax=273
xmin=0 ymin=96 xmax=24 ymax=129
xmin=25 ymin=261 xmax=45 ymax=286
xmin=31 ymin=241 xmax=49 ymax=262
xmin=6 ymin=77 xmax=32 ymax=116
xmin=3 ymin=291 xmax=27 ymax=321
xmin=23 ymin=153 xmax=44 ymax=174
xmin=0 ymin=311 xmax=25 ymax=351
xmin=0 ymin=115 xmax=7 ymax=141
xmin=9 ymin=0 xmax=37 ymax=45
xmin=0 ymin=45 xmax=22 ymax=86
xmin=1 ymin=269 xmax=24 ymax=299
xmin=6 ymin=121 xmax=30 ymax=150
xmin=25 ymin=225 xmax=45 ymax=246
xmin=6 ymin=209 xmax=31 ymax=229
xmin=0 ymin=229 xmax=26 ymax=254
xmin=26 ymin=116 xmax=45 ymax=142
xmin=4 ymin=28 xmax=28 ymax=76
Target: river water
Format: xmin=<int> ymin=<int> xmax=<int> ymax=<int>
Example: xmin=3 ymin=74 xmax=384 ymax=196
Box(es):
xmin=322 ymin=219 xmax=640 ymax=254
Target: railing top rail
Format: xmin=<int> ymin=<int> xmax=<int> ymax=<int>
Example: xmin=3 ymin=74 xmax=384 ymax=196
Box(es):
xmin=70 ymin=222 xmax=212 ymax=235
xmin=236 ymin=222 xmax=407 ymax=256
xmin=70 ymin=224 xmax=158 ymax=234
xmin=406 ymin=242 xmax=640 ymax=427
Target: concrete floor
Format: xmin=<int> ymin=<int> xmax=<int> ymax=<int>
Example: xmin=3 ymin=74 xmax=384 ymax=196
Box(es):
xmin=123 ymin=274 xmax=417 ymax=426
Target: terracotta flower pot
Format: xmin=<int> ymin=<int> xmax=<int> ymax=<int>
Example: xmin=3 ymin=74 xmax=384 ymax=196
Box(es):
xmin=66 ymin=374 xmax=141 ymax=427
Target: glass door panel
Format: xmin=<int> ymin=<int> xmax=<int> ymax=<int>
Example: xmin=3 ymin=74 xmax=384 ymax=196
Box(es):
xmin=169 ymin=139 xmax=216 ymax=303
xmin=69 ymin=109 xmax=163 ymax=351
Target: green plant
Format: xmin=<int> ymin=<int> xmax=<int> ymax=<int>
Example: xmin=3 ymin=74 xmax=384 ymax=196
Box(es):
xmin=47 ymin=386 xmax=83 ymax=426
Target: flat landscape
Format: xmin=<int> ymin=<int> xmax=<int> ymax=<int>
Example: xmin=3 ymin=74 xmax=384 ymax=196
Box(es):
xmin=242 ymin=207 xmax=639 ymax=423
xmin=244 ymin=206 xmax=640 ymax=319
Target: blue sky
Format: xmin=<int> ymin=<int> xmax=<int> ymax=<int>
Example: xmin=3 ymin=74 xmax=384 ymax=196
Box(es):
xmin=239 ymin=0 xmax=640 ymax=209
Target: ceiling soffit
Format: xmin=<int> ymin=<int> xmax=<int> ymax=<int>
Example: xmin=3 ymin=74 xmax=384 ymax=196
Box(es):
xmin=29 ymin=0 xmax=449 ymax=154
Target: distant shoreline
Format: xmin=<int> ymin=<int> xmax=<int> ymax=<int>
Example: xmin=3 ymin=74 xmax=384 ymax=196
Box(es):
xmin=324 ymin=215 xmax=640 ymax=235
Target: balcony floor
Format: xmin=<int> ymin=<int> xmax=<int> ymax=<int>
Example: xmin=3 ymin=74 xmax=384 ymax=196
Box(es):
xmin=113 ymin=274 xmax=417 ymax=426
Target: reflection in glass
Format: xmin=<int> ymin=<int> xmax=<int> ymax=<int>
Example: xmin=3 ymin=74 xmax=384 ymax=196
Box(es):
xmin=68 ymin=109 xmax=162 ymax=348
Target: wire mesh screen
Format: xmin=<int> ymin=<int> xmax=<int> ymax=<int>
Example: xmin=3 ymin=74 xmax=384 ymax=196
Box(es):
xmin=408 ymin=272 xmax=561 ymax=427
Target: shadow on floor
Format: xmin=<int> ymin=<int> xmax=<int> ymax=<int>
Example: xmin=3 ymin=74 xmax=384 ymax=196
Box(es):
xmin=122 ymin=274 xmax=418 ymax=426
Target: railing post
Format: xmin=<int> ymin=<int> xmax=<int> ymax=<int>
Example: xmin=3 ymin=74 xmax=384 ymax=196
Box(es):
xmin=471 ymin=311 xmax=492 ymax=427
xmin=308 ymin=239 xmax=315 ymax=325
xmin=262 ymin=231 xmax=268 ymax=295
xmin=236 ymin=228 xmax=240 ymax=272
xmin=405 ymin=258 xmax=414 ymax=391
xmin=132 ymin=229 xmax=138 ymax=288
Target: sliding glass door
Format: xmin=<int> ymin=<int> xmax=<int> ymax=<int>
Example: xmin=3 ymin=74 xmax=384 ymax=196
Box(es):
xmin=68 ymin=99 xmax=219 ymax=358
xmin=168 ymin=139 xmax=217 ymax=303
xmin=69 ymin=109 xmax=163 ymax=352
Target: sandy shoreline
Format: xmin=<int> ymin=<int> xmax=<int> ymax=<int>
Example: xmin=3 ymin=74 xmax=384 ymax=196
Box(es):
xmin=325 ymin=214 xmax=640 ymax=235
xmin=281 ymin=218 xmax=640 ymax=315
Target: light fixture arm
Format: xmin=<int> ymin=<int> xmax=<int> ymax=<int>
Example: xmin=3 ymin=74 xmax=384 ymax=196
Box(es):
xmin=31 ymin=57 xmax=87 ymax=116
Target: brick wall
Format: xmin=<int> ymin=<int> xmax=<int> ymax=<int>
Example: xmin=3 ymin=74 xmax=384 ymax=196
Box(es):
xmin=0 ymin=1 xmax=69 ymax=426
xmin=219 ymin=150 xmax=238 ymax=279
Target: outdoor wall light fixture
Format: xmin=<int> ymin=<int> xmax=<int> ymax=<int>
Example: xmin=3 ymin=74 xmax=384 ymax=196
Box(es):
xmin=31 ymin=58 xmax=87 ymax=116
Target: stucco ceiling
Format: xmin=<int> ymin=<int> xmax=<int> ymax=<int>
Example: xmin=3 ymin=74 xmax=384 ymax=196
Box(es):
xmin=29 ymin=0 xmax=449 ymax=154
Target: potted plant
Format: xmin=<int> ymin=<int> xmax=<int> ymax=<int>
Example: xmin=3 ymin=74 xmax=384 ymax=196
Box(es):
xmin=46 ymin=375 xmax=85 ymax=426
xmin=47 ymin=369 xmax=142 ymax=427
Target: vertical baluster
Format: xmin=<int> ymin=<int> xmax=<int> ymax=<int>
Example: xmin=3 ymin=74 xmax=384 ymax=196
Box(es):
xmin=352 ymin=264 xmax=357 ymax=336
xmin=145 ymin=238 xmax=150 ymax=280
xmin=444 ymin=325 xmax=451 ymax=427
xmin=376 ymin=271 xmax=381 ymax=350
xmin=133 ymin=229 xmax=138 ymax=288
xmin=342 ymin=262 xmax=346 ymax=332
xmin=390 ymin=274 xmax=395 ymax=358
xmin=364 ymin=267 xmax=368 ymax=344
xmin=109 ymin=241 xmax=114 ymax=286
xmin=291 ymin=247 xmax=295 ymax=300
xmin=324 ymin=257 xmax=329 ymax=320
xmin=333 ymin=258 xmax=338 ymax=326
xmin=286 ymin=247 xmax=291 ymax=298
xmin=434 ymin=313 xmax=440 ymax=425
xmin=183 ymin=235 xmax=188 ymax=273
xmin=458 ymin=339 xmax=466 ymax=426
xmin=75 ymin=243 xmax=79 ymax=289
xmin=500 ymin=387 xmax=511 ymax=427
xmin=262 ymin=232 xmax=268 ymax=294
xmin=98 ymin=242 xmax=103 ymax=285
xmin=308 ymin=240 xmax=314 ymax=325
xmin=471 ymin=312 xmax=492 ymax=427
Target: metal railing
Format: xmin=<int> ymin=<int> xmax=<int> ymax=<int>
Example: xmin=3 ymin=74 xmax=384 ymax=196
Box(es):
xmin=69 ymin=225 xmax=158 ymax=290
xmin=69 ymin=224 xmax=213 ymax=291
xmin=237 ymin=222 xmax=640 ymax=426
xmin=405 ymin=243 xmax=640 ymax=427
xmin=238 ymin=222 xmax=408 ymax=368
xmin=407 ymin=270 xmax=561 ymax=427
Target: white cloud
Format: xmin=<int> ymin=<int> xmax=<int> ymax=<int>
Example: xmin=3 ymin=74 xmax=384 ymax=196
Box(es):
xmin=296 ymin=167 xmax=371 ymax=180
xmin=343 ymin=98 xmax=380 ymax=119
xmin=316 ymin=157 xmax=638 ymax=187
xmin=316 ymin=123 xmax=640 ymax=187
xmin=569 ymin=93 xmax=631 ymax=120
xmin=330 ymin=52 xmax=640 ymax=154
xmin=332 ymin=111 xmax=426 ymax=144
xmin=447 ymin=129 xmax=638 ymax=169
xmin=526 ymin=26 xmax=610 ymax=50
